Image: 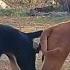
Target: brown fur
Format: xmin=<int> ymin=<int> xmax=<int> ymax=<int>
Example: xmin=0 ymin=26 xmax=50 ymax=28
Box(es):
xmin=40 ymin=22 xmax=70 ymax=70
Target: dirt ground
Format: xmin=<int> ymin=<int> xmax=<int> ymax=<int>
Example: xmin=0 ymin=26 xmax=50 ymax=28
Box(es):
xmin=0 ymin=17 xmax=70 ymax=70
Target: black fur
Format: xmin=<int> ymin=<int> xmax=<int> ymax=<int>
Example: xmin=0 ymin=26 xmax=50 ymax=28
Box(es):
xmin=0 ymin=24 xmax=42 ymax=70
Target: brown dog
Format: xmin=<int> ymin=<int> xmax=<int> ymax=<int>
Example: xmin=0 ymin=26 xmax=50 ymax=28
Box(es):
xmin=40 ymin=22 xmax=70 ymax=70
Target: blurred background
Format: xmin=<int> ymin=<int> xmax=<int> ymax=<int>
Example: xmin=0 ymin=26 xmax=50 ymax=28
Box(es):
xmin=0 ymin=0 xmax=70 ymax=32
xmin=0 ymin=0 xmax=70 ymax=70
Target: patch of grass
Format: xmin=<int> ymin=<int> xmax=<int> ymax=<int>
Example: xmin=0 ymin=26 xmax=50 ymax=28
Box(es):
xmin=33 ymin=15 xmax=70 ymax=24
xmin=0 ymin=8 xmax=70 ymax=25
xmin=34 ymin=17 xmax=48 ymax=23
xmin=0 ymin=9 xmax=28 ymax=17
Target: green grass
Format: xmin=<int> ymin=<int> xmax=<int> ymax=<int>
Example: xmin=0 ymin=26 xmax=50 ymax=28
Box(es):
xmin=0 ymin=9 xmax=28 ymax=17
xmin=33 ymin=15 xmax=70 ymax=24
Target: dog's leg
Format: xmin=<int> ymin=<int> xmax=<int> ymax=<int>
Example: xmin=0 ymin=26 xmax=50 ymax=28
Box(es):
xmin=7 ymin=54 xmax=21 ymax=70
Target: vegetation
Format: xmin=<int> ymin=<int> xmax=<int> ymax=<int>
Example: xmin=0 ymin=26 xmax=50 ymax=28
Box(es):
xmin=0 ymin=9 xmax=28 ymax=17
xmin=33 ymin=15 xmax=70 ymax=24
xmin=0 ymin=0 xmax=70 ymax=25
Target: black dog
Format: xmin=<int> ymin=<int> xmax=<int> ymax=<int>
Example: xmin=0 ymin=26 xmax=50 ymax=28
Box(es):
xmin=0 ymin=24 xmax=42 ymax=70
